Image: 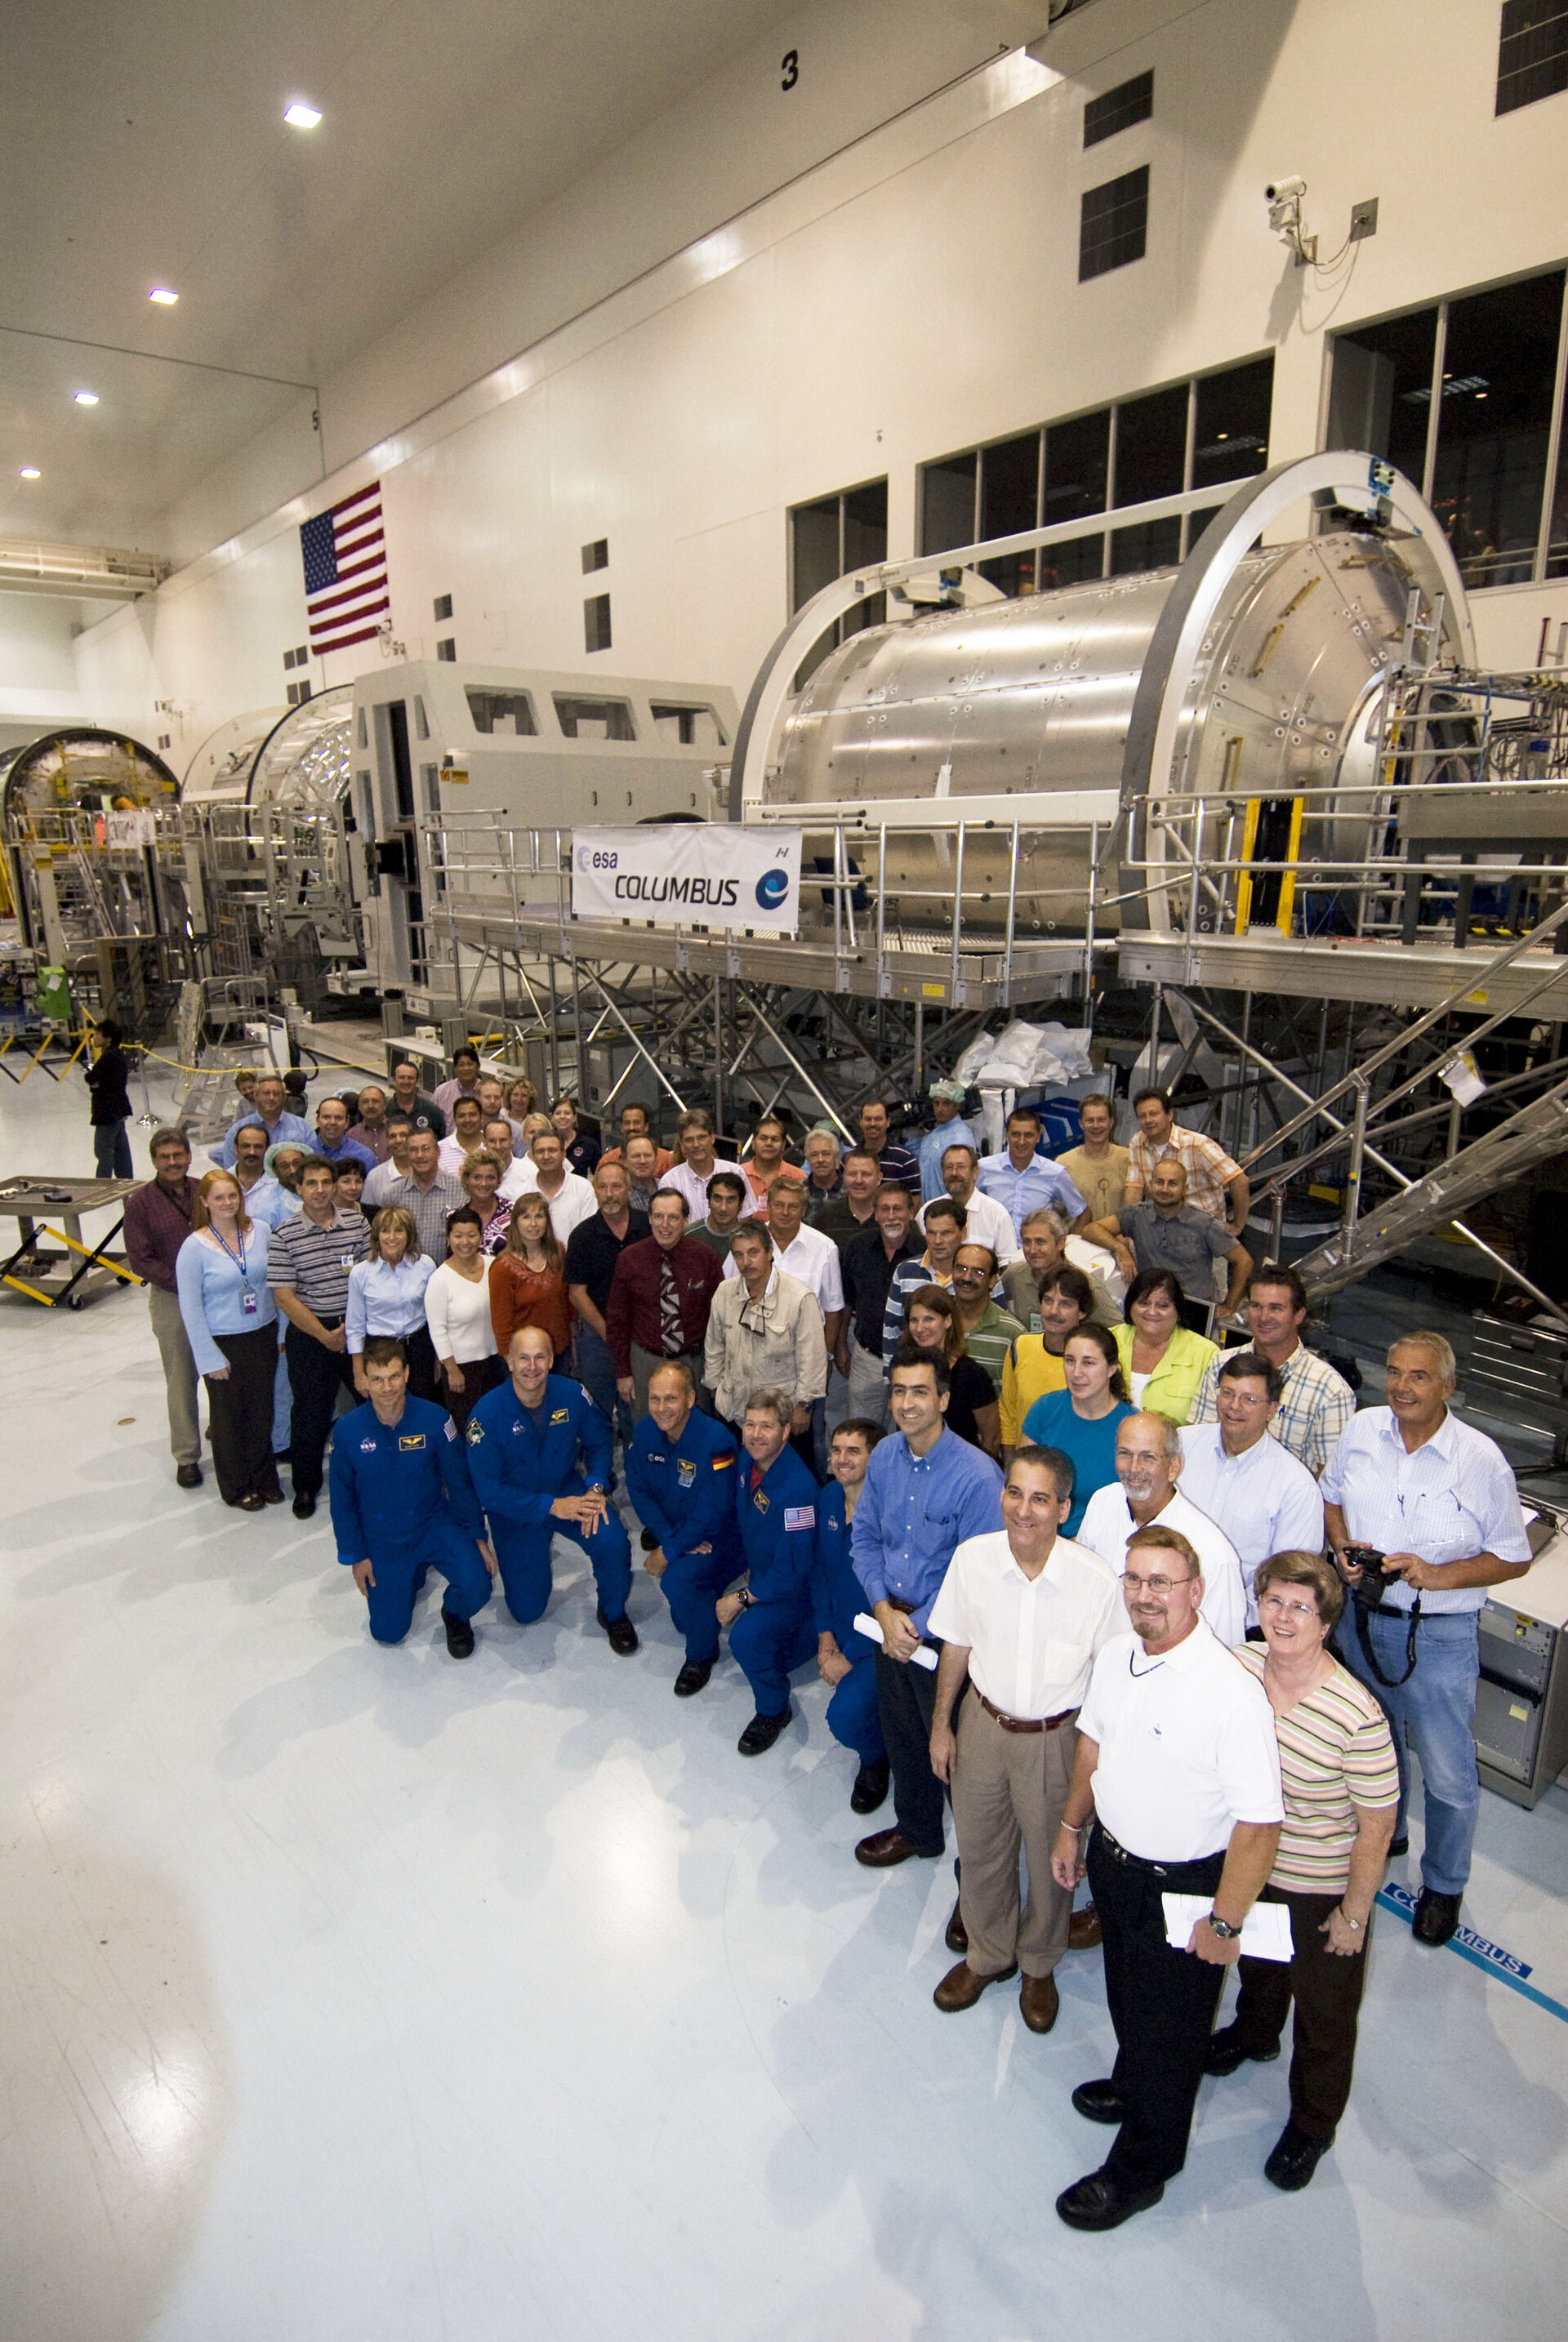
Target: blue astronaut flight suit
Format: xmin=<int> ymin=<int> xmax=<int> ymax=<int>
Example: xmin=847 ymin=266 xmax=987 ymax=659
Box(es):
xmin=465 ymin=1370 xmax=633 ymax=1625
xmin=812 ymin=1478 xmax=888 ymax=1766
xmin=625 ymin=1406 xmax=742 ymax=1663
xmin=729 ymin=1444 xmax=821 ymax=1719
xmin=327 ymin=1394 xmax=493 ymax=1645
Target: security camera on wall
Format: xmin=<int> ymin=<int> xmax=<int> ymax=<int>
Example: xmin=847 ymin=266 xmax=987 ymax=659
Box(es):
xmin=1265 ymin=178 xmax=1315 ymax=264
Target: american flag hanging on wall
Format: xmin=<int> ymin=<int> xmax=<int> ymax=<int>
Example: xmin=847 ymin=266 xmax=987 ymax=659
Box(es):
xmin=299 ymin=481 xmax=389 ymax=656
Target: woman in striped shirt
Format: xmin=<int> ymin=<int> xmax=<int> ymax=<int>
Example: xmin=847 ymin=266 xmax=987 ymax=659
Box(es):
xmin=1205 ymin=1547 xmax=1399 ymax=2194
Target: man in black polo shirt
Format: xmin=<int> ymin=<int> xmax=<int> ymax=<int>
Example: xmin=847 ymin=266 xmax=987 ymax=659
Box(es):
xmin=853 ymin=1100 xmax=920 ymax=1196
xmin=267 ymin=1154 xmax=370 ymax=1518
xmin=838 ymin=1184 xmax=922 ymax=1430
xmin=814 ymin=1147 xmax=882 ymax=1249
xmin=564 ymin=1157 xmax=649 ymax=1444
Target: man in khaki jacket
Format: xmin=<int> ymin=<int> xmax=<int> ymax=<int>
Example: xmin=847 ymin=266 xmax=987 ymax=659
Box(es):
xmin=705 ymin=1219 xmax=826 ymax=1461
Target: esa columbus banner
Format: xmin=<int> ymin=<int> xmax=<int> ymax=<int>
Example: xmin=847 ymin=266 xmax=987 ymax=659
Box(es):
xmin=571 ymin=826 xmax=802 ymax=933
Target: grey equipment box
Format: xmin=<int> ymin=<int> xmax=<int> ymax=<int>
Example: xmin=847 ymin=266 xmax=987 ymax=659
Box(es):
xmin=1477 ymin=1523 xmax=1568 ymax=1810
xmin=1468 ymin=1311 xmax=1568 ymax=1468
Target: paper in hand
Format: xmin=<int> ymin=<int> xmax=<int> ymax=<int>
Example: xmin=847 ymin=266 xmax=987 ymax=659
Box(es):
xmin=853 ymin=1610 xmax=939 ymax=1672
xmin=1161 ymin=1891 xmax=1293 ymax=1962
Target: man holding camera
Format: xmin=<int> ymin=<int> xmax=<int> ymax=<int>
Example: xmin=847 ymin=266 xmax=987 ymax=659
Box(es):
xmin=1322 ymin=1332 xmax=1533 ymax=1948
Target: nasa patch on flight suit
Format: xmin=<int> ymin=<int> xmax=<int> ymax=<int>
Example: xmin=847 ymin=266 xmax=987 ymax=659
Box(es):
xmin=466 ymin=1418 xmax=484 ymax=1445
xmin=359 ymin=1437 xmax=378 ymax=1453
xmin=550 ymin=1408 xmax=570 ymax=1425
xmin=399 ymin=1434 xmax=426 ymax=1451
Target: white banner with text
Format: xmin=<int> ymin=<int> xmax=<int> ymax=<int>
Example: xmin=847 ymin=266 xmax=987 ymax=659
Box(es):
xmin=571 ymin=826 xmax=801 ymax=933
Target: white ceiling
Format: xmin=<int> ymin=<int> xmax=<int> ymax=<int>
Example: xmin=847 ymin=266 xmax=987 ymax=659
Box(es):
xmin=0 ymin=0 xmax=795 ymax=547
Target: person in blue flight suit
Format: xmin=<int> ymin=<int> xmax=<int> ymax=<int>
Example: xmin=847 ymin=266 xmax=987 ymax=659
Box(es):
xmin=626 ymin=1356 xmax=743 ymax=1699
xmin=715 ymin=1386 xmax=821 ymax=1757
xmin=813 ymin=1418 xmax=891 ymax=1814
xmin=466 ymin=1323 xmax=637 ymax=1651
xmin=328 ymin=1334 xmax=496 ymax=1655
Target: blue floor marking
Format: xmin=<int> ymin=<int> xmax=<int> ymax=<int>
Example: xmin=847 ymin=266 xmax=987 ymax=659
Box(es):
xmin=1376 ymin=1886 xmax=1568 ymax=2023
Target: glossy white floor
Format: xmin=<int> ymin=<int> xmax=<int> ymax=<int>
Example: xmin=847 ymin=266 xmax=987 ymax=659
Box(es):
xmin=2 ymin=1069 xmax=1566 ymax=2342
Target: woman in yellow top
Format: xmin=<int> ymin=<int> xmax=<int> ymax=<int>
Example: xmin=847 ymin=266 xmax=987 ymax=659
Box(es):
xmin=1111 ymin=1267 xmax=1218 ymax=1424
xmin=999 ymin=1265 xmax=1095 ymax=1451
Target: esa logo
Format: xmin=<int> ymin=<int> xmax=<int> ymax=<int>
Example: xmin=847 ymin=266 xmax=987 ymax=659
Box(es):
xmin=755 ymin=868 xmax=790 ymax=910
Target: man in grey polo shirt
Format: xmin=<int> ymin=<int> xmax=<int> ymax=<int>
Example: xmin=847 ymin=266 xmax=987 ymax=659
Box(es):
xmin=1086 ymin=1157 xmax=1250 ymax=1315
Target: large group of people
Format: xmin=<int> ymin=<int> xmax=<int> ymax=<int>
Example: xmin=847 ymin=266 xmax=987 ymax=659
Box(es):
xmin=120 ymin=1060 xmax=1538 ymax=2225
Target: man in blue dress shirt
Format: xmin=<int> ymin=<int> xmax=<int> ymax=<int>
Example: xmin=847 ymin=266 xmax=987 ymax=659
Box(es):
xmin=626 ymin=1357 xmax=743 ymax=1697
xmin=211 ymin=1071 xmax=314 ymax=1169
xmin=977 ymin=1106 xmax=1089 ymax=1239
xmin=715 ymin=1387 xmax=821 ymax=1757
xmin=813 ymin=1419 xmax=890 ymax=1813
xmin=466 ymin=1325 xmax=637 ymax=1650
xmin=916 ymin=1081 xmax=978 ymax=1204
xmin=312 ymin=1096 xmax=376 ymax=1173
xmin=851 ymin=1352 xmax=1003 ymax=1866
xmin=328 ymin=1336 xmax=495 ymax=1655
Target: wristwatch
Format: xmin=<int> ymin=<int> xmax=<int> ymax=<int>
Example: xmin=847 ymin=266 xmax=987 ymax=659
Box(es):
xmin=1206 ymin=1912 xmax=1241 ymax=1940
xmin=736 ymin=1587 xmax=755 ymax=1610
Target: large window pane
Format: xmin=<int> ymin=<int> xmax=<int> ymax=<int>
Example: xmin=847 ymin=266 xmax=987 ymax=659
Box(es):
xmin=791 ymin=495 xmax=840 ymax=612
xmin=1431 ymin=271 xmax=1565 ymax=589
xmin=842 ymin=479 xmax=888 ymax=571
xmin=920 ymin=454 xmax=978 ymax=554
xmin=1192 ymin=357 xmax=1274 ymax=491
xmin=1328 ymin=306 xmax=1437 ymax=488
xmin=1113 ymin=383 xmax=1187 ymax=508
xmin=1079 ymin=166 xmax=1149 ymax=282
xmin=1041 ymin=408 xmax=1109 ymax=588
xmin=1548 ymin=416 xmax=1568 ymax=578
xmin=1110 ymin=516 xmax=1182 ymax=575
xmin=979 ymin=430 xmax=1042 ymax=596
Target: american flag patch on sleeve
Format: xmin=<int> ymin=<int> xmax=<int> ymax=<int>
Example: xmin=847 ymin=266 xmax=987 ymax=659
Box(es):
xmin=784 ymin=1505 xmax=816 ymax=1531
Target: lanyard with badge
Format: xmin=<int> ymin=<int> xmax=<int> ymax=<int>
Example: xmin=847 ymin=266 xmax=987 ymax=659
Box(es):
xmin=212 ymin=1225 xmax=259 ymax=1316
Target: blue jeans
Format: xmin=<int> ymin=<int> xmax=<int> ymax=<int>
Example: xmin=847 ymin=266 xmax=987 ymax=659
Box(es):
xmin=1339 ymin=1608 xmax=1481 ymax=1895
xmin=576 ymin=1323 xmax=631 ymax=1452
xmin=94 ymin=1120 xmax=133 ymax=1178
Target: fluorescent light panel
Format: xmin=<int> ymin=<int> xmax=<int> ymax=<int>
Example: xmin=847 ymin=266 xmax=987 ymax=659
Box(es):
xmin=74 ymin=390 xmax=99 ymax=406
xmin=284 ymin=101 xmax=322 ymax=127
xmin=18 ymin=465 xmax=41 ymax=479
xmin=149 ymin=287 xmax=179 ymax=305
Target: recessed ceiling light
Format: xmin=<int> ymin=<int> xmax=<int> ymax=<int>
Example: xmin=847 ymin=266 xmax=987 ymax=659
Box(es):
xmin=74 ymin=390 xmax=100 ymax=406
xmin=149 ymin=286 xmax=179 ymax=305
xmin=19 ymin=465 xmax=41 ymax=479
xmin=284 ymin=100 xmax=322 ymax=128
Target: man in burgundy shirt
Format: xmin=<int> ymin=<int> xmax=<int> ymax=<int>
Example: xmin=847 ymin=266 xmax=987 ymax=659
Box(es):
xmin=122 ymin=1124 xmax=204 ymax=1488
xmin=606 ymin=1187 xmax=724 ymax=1423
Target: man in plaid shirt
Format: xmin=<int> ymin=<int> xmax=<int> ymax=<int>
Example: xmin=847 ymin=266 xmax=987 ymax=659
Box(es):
xmin=1190 ymin=1263 xmax=1355 ymax=1476
xmin=1125 ymin=1088 xmax=1249 ymax=1232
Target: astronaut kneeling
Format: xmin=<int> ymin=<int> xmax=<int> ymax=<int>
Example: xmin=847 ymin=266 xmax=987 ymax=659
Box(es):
xmin=327 ymin=1334 xmax=496 ymax=1656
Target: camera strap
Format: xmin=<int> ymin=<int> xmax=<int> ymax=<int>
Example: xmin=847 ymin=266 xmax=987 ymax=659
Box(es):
xmin=1353 ymin=1590 xmax=1422 ymax=1688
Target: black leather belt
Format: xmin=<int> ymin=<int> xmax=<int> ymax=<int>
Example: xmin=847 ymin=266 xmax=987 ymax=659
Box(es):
xmin=1096 ymin=1826 xmax=1223 ymax=1878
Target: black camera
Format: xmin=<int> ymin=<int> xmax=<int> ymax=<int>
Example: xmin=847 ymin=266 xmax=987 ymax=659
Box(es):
xmin=1344 ymin=1543 xmax=1397 ymax=1605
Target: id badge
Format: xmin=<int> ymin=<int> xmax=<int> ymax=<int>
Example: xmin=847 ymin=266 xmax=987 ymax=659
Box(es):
xmin=242 ymin=1289 xmax=259 ymax=1316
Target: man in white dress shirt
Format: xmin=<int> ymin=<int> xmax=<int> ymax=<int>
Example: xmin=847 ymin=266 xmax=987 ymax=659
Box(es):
xmin=723 ymin=1177 xmax=842 ymax=1472
xmin=1078 ymin=1411 xmax=1247 ymax=1647
xmin=1324 ymin=1330 xmax=1533 ymax=1948
xmin=1178 ymin=1352 xmax=1325 ymax=1628
xmin=1050 ymin=1523 xmax=1283 ymax=2230
xmin=513 ymin=1127 xmax=598 ymax=1246
xmin=928 ymin=1446 xmax=1122 ymax=2034
xmin=481 ymin=1116 xmax=532 ymax=1203
xmin=363 ymin=1113 xmax=414 ymax=1208
xmin=922 ymin=1142 xmax=1022 ymax=1267
xmin=436 ymin=1095 xmax=487 ymax=1176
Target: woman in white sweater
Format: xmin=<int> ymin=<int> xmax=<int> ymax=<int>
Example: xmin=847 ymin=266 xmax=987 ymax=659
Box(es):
xmin=424 ymin=1204 xmax=505 ymax=1427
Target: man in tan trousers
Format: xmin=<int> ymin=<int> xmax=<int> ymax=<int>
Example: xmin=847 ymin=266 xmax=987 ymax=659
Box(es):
xmin=927 ymin=1445 xmax=1123 ymax=2033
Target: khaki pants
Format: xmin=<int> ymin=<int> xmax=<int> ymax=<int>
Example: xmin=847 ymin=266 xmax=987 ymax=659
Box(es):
xmin=846 ymin=1342 xmax=889 ymax=1430
xmin=951 ymin=1697 xmax=1077 ymax=1979
xmin=148 ymin=1283 xmax=201 ymax=1468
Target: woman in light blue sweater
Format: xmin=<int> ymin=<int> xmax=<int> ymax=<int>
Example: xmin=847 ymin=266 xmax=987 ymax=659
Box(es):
xmin=176 ymin=1169 xmax=283 ymax=1510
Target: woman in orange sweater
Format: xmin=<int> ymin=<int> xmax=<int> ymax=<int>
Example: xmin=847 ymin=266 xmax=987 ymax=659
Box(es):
xmin=488 ymin=1191 xmax=572 ymax=1367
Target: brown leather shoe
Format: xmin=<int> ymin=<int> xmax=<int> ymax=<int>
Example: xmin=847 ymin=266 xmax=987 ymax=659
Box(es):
xmin=854 ymin=1828 xmax=940 ymax=1868
xmin=933 ymin=1958 xmax=1018 ymax=2012
xmin=1020 ymin=1971 xmax=1060 ymax=2034
xmin=1069 ymin=1902 xmax=1102 ymax=1951
xmin=945 ymin=1899 xmax=969 ymax=1953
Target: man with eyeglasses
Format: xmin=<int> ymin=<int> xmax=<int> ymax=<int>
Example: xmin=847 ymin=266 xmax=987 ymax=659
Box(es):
xmin=1049 ymin=1524 xmax=1282 ymax=2231
xmin=1077 ymin=1411 xmax=1248 ymax=1648
xmin=1178 ymin=1353 xmax=1324 ymax=1632
xmin=949 ymin=1242 xmax=1026 ymax=1400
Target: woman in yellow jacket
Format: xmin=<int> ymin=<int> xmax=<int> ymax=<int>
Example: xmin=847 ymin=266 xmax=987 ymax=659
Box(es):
xmin=1111 ymin=1267 xmax=1218 ymax=1425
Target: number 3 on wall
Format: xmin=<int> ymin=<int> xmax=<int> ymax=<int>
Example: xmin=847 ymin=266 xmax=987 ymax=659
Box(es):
xmin=781 ymin=48 xmax=799 ymax=91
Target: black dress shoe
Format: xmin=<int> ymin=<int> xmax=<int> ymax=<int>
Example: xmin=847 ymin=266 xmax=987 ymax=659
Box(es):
xmin=1265 ymin=2121 xmax=1330 ymax=2192
xmin=850 ymin=1759 xmax=890 ymax=1814
xmin=674 ymin=1659 xmax=713 ymax=1698
xmin=595 ymin=1603 xmax=639 ymax=1656
xmin=1071 ymin=2080 xmax=1126 ymax=2125
xmin=1205 ymin=2022 xmax=1281 ymax=2077
xmin=639 ymin=1528 xmax=659 ymax=1552
xmin=261 ymin=1488 xmax=285 ymax=1505
xmin=176 ymin=1462 xmax=203 ymax=1489
xmin=1056 ymin=2166 xmax=1164 ymax=2230
xmin=238 ymin=1492 xmax=266 ymax=1512
xmin=737 ymin=1708 xmax=791 ymax=1756
xmin=945 ymin=1899 xmax=969 ymax=1953
xmin=1387 ymin=1835 xmax=1410 ymax=1858
xmin=292 ymin=1491 xmax=317 ymax=1520
xmin=443 ymin=1607 xmax=475 ymax=1659
xmin=1412 ymin=1887 xmax=1462 ymax=1947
